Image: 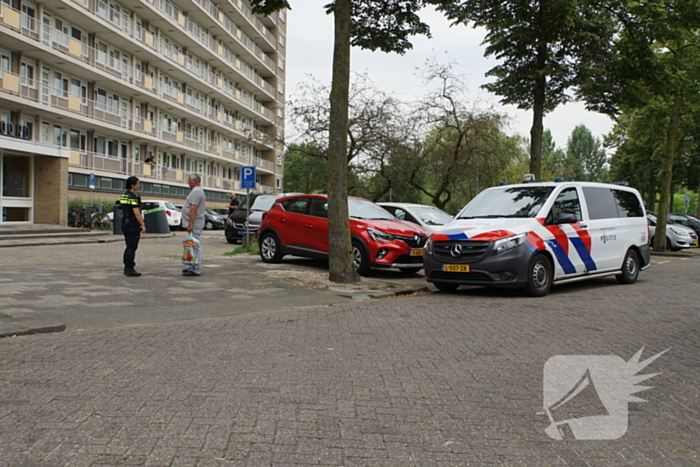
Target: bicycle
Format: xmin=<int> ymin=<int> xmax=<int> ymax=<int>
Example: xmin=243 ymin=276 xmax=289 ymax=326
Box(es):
xmin=68 ymin=205 xmax=90 ymax=228
xmin=88 ymin=205 xmax=113 ymax=231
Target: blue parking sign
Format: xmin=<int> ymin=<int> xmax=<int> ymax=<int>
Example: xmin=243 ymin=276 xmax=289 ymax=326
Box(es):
xmin=241 ymin=166 xmax=256 ymax=189
xmin=89 ymin=173 xmax=95 ymax=190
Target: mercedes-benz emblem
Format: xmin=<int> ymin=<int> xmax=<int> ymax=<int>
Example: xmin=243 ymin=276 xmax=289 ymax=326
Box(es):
xmin=450 ymin=244 xmax=462 ymax=257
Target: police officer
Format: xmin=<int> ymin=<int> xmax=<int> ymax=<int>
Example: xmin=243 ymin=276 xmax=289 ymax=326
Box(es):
xmin=120 ymin=176 xmax=146 ymax=276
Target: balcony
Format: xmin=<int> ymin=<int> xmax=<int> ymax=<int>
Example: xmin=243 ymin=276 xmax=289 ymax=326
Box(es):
xmin=0 ymin=70 xmax=278 ymax=172
xmin=54 ymin=0 xmax=277 ymax=100
xmin=0 ymin=12 xmax=278 ymax=131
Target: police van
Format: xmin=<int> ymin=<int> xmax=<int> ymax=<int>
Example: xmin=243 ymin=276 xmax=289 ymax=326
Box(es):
xmin=423 ymin=178 xmax=650 ymax=296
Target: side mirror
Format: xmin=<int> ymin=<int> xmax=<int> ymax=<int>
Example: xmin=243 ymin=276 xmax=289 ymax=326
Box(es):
xmin=556 ymin=212 xmax=578 ymax=224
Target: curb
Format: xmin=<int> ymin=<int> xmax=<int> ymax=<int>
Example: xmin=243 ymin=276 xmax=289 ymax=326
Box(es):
xmin=650 ymin=251 xmax=700 ymax=258
xmin=338 ymin=286 xmax=430 ymax=301
xmin=0 ymin=321 xmax=66 ymax=338
xmin=0 ymin=233 xmax=173 ymax=248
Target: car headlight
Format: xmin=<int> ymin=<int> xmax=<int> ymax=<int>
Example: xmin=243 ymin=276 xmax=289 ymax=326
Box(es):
xmin=491 ymin=233 xmax=527 ymax=255
xmin=367 ymin=227 xmax=395 ymax=243
xmin=425 ymin=238 xmax=433 ymax=254
xmin=670 ymin=227 xmax=689 ymax=237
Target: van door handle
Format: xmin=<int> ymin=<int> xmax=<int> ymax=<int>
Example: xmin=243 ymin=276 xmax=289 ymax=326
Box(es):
xmin=279 ymin=218 xmax=286 ymax=222
xmin=580 ymin=223 xmax=588 ymax=229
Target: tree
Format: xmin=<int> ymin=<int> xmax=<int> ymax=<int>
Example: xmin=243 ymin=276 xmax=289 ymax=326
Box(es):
xmin=578 ymin=0 xmax=700 ymax=251
xmin=395 ymin=62 xmax=519 ymax=213
xmin=251 ymin=0 xmax=432 ymax=282
xmin=282 ymin=143 xmax=328 ymax=193
xmin=428 ymin=0 xmax=614 ymax=181
xmin=567 ymin=125 xmax=607 ymax=181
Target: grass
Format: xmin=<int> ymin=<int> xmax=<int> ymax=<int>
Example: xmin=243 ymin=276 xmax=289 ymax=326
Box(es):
xmin=224 ymin=242 xmax=260 ymax=256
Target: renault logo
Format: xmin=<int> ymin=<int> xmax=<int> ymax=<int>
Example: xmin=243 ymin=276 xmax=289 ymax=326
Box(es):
xmin=414 ymin=234 xmax=419 ymax=243
xmin=450 ymin=244 xmax=462 ymax=257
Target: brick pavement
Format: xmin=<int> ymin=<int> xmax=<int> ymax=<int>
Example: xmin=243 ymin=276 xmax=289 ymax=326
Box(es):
xmin=1 ymin=254 xmax=699 ymax=466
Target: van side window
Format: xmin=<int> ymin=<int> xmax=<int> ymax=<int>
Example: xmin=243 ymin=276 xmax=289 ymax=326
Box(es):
xmin=281 ymin=197 xmax=310 ymax=215
xmin=547 ymin=188 xmax=582 ymax=224
xmin=583 ymin=187 xmax=619 ymax=220
xmin=612 ymin=190 xmax=644 ymax=217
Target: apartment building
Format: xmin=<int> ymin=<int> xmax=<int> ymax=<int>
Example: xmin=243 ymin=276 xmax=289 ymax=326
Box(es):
xmin=0 ymin=0 xmax=286 ymax=225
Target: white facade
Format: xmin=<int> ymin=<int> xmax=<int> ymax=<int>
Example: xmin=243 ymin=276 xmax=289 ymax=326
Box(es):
xmin=0 ymin=0 xmax=286 ymax=223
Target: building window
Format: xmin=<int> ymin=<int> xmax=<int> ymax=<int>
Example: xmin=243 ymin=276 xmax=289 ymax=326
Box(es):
xmin=20 ymin=60 xmax=35 ymax=87
xmin=276 ymin=178 xmax=281 ymax=189
xmin=279 ymin=10 xmax=285 ymax=22
xmin=277 ymin=81 xmax=284 ymax=95
xmin=277 ymin=57 xmax=284 ymax=71
xmin=278 ymin=33 xmax=285 ymax=47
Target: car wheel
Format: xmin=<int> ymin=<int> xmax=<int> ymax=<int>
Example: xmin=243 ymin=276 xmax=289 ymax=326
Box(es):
xmin=259 ymin=232 xmax=283 ymax=263
xmin=399 ymin=267 xmax=422 ymax=275
xmin=226 ymin=236 xmax=238 ymax=244
xmin=616 ymin=248 xmax=640 ymax=284
xmin=351 ymin=241 xmax=370 ymax=276
xmin=433 ymin=282 xmax=459 ymax=292
xmin=522 ymin=253 xmax=553 ymax=297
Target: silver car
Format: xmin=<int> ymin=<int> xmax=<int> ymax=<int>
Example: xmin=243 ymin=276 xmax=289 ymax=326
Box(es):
xmin=378 ymin=202 xmax=453 ymax=233
xmin=647 ymin=213 xmax=698 ymax=250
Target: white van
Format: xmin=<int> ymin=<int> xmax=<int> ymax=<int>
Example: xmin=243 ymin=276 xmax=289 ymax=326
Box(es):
xmin=423 ymin=181 xmax=650 ymax=296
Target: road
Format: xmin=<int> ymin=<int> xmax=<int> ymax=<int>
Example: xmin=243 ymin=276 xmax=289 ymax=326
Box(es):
xmin=0 ymin=234 xmax=698 ymax=466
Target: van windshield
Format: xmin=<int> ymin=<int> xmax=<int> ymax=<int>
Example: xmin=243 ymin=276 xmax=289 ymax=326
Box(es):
xmin=456 ymin=186 xmax=554 ymax=219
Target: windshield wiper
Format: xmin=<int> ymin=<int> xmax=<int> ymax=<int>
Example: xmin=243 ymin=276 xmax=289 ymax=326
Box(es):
xmin=350 ymin=215 xmax=366 ymax=219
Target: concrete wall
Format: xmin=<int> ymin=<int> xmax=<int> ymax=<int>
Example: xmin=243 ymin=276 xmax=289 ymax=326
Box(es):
xmin=34 ymin=156 xmax=68 ymax=226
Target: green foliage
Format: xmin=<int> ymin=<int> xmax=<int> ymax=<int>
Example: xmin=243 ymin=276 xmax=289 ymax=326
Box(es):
xmin=282 ymin=142 xmax=328 ymax=194
xmin=566 ymin=125 xmax=607 ymax=181
xmin=428 ymin=0 xmax=615 ymax=179
xmin=68 ymin=198 xmax=115 ymax=214
xmin=224 ymin=242 xmax=260 ymax=256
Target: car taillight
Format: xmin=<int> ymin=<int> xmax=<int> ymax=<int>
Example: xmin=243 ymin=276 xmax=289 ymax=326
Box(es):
xmin=166 ymin=210 xmax=171 ymax=216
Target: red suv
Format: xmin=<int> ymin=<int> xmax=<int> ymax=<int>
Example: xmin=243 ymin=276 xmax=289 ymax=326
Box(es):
xmin=257 ymin=194 xmax=429 ymax=275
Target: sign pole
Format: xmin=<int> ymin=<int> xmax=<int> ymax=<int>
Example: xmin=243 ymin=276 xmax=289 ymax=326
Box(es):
xmin=245 ymin=188 xmax=250 ymax=248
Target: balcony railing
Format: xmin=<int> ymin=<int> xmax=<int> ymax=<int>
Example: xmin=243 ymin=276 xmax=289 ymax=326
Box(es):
xmin=0 ymin=9 xmax=277 ymax=124
xmin=41 ymin=0 xmax=276 ymax=99
xmin=0 ymin=70 xmax=278 ymax=171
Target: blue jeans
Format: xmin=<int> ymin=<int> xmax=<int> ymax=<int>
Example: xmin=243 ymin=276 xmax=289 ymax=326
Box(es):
xmin=186 ymin=228 xmax=203 ymax=274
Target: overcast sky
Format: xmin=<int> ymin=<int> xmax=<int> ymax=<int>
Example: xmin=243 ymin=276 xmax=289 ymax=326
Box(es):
xmin=284 ymin=3 xmax=614 ymax=150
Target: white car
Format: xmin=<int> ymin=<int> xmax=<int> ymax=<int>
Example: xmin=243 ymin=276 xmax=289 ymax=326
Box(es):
xmin=141 ymin=200 xmax=182 ymax=229
xmin=379 ymin=202 xmax=453 ymax=233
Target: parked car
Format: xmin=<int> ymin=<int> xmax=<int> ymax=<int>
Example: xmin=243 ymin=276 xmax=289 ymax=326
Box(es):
xmin=210 ymin=208 xmax=230 ymax=217
xmin=225 ymin=193 xmax=302 ymax=244
xmin=173 ymin=205 xmax=226 ymax=230
xmin=378 ymin=202 xmax=453 ymax=233
xmin=669 ymin=213 xmax=700 ymax=238
xmin=141 ymin=200 xmax=182 ymax=230
xmin=423 ymin=180 xmax=651 ymax=296
xmin=204 ymin=210 xmax=226 ymax=230
xmin=257 ymin=194 xmax=429 ymax=275
xmin=647 ymin=213 xmax=698 ymax=250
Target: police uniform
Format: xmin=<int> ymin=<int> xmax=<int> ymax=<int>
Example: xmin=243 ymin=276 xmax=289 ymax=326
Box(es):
xmin=120 ymin=190 xmax=142 ymax=275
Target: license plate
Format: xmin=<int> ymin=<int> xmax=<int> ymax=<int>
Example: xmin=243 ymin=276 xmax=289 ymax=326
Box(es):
xmin=442 ymin=264 xmax=470 ymax=272
xmin=410 ymin=249 xmax=425 ymax=256
xmin=237 ymin=231 xmax=245 ymax=235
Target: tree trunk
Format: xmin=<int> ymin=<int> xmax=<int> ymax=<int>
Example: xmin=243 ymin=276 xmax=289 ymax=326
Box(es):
xmin=653 ymin=89 xmax=683 ymax=252
xmin=327 ymin=0 xmax=358 ymax=284
xmin=529 ymin=42 xmax=547 ymax=181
